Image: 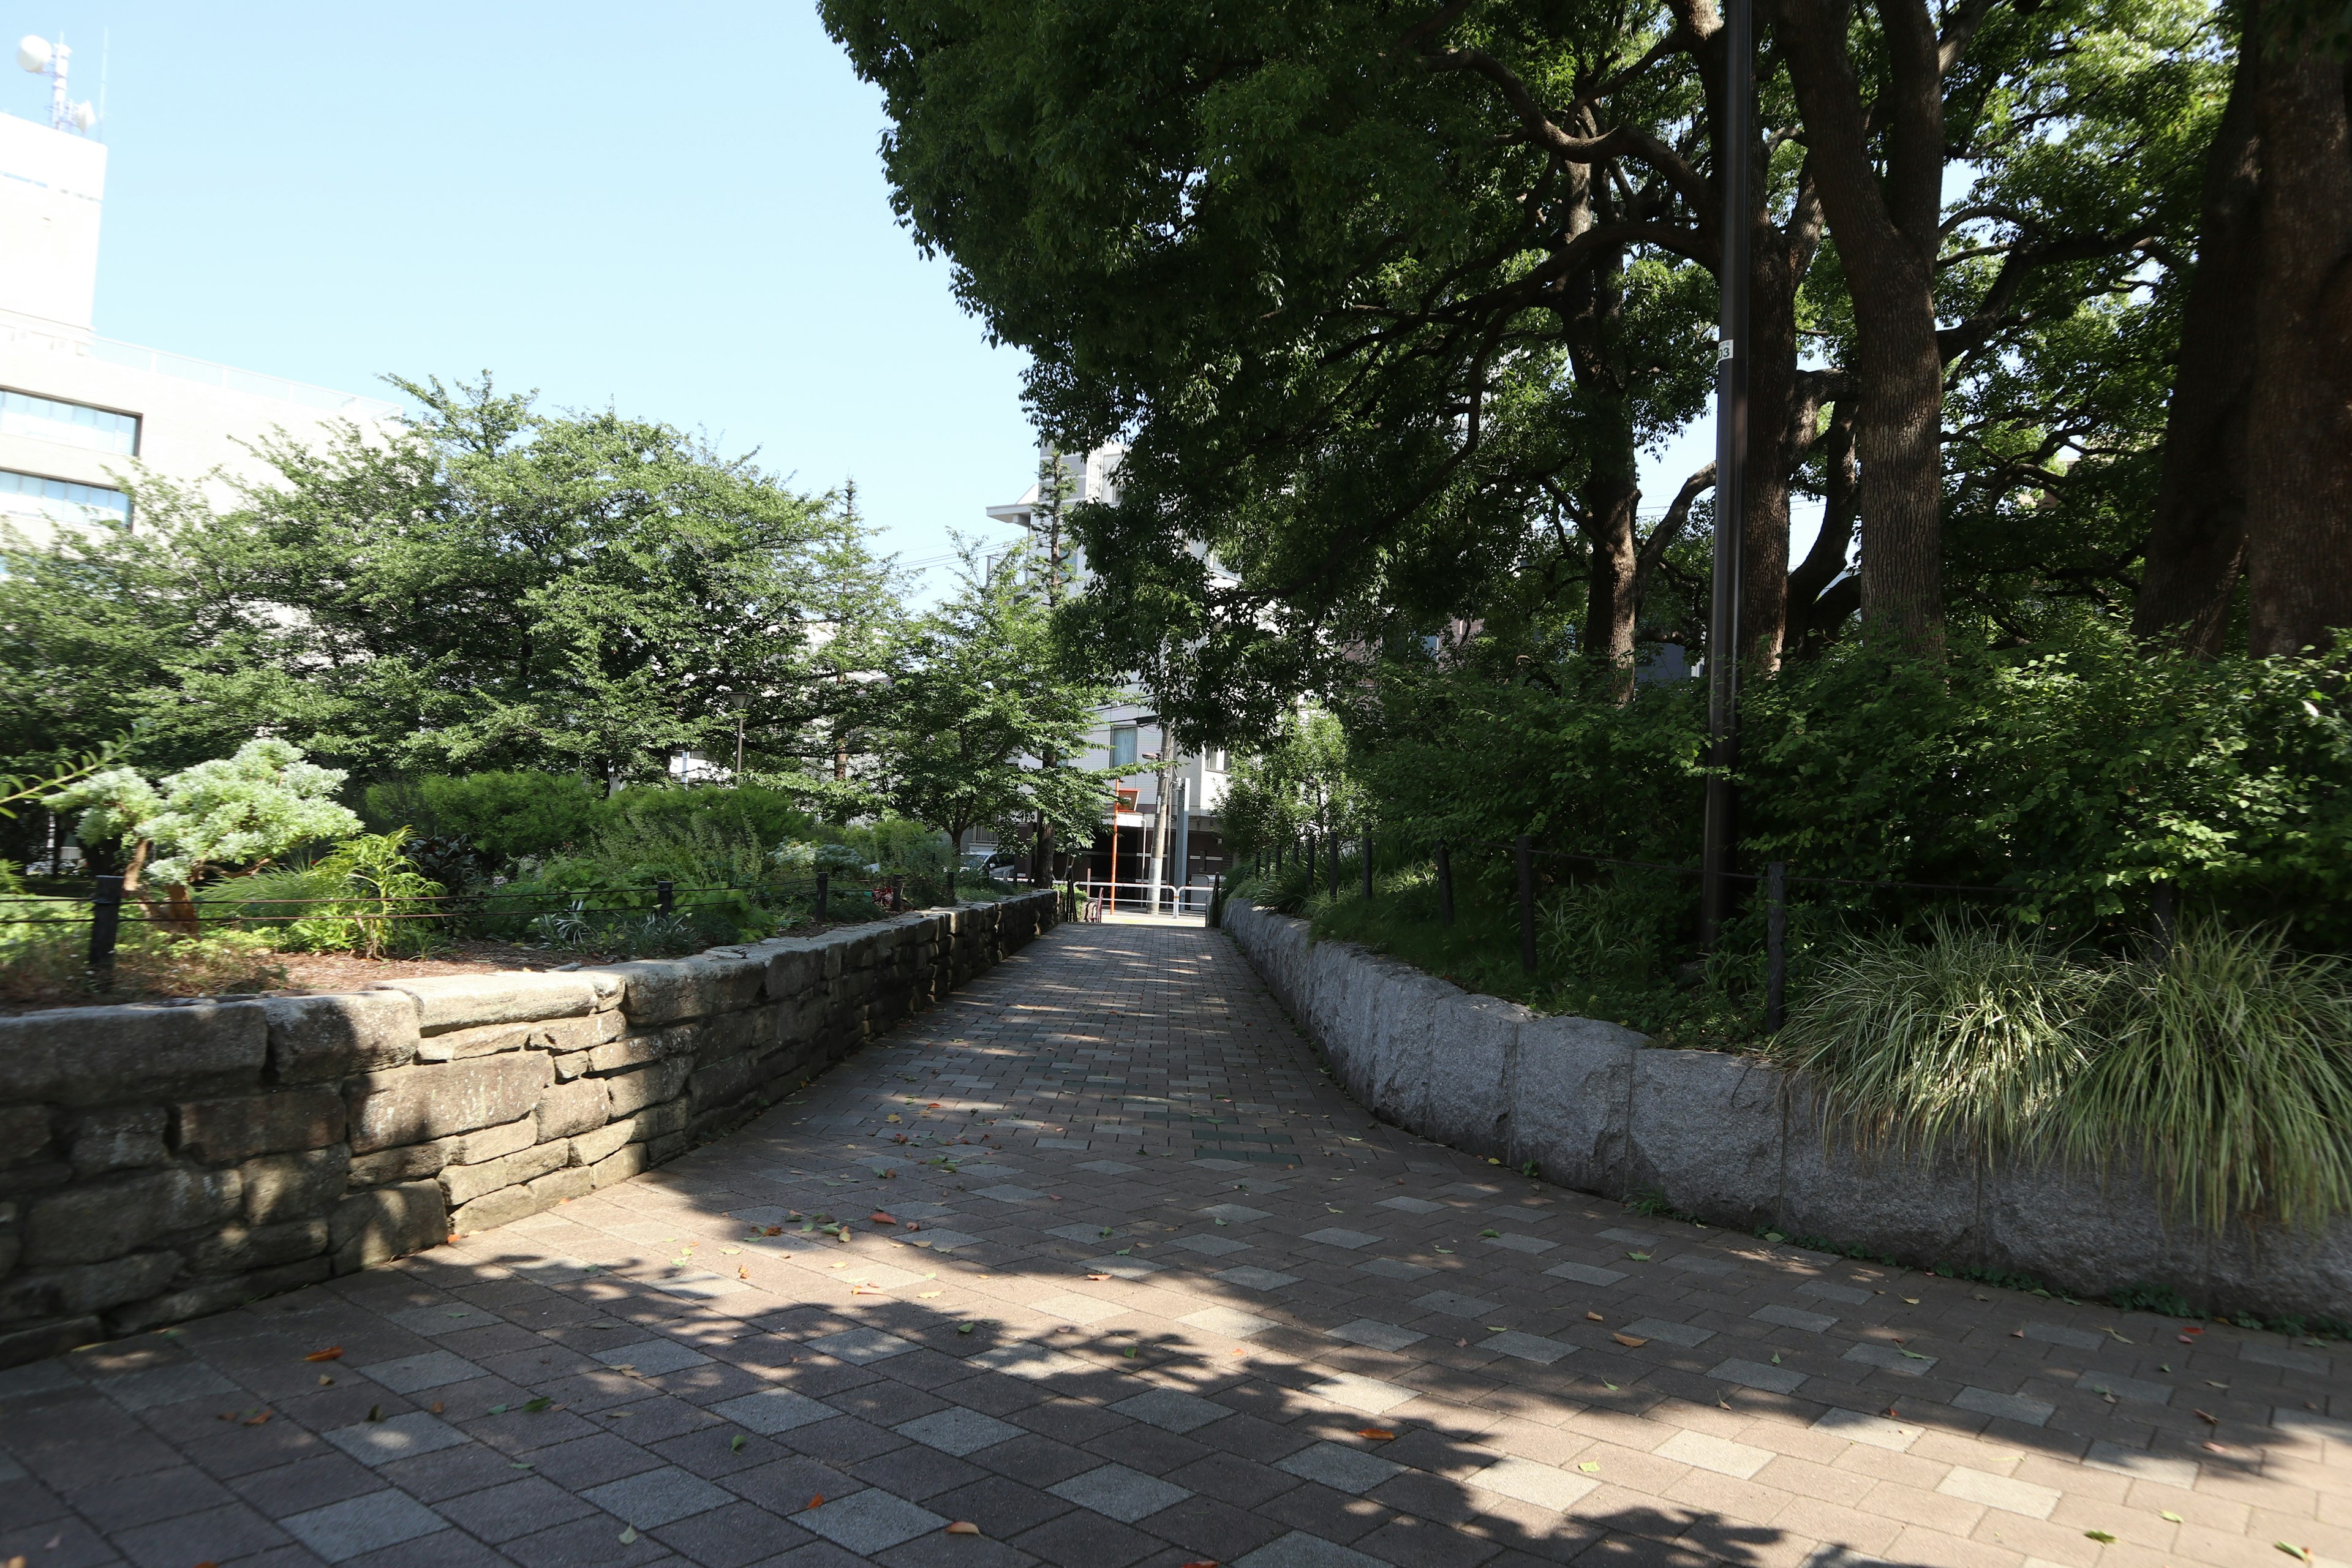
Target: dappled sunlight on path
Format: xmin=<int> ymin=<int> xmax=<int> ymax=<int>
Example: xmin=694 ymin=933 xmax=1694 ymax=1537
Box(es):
xmin=1 ymin=922 xmax=2343 ymax=1568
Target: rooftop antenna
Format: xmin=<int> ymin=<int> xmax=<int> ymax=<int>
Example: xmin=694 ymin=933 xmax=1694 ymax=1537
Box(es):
xmin=17 ymin=31 xmax=97 ymax=134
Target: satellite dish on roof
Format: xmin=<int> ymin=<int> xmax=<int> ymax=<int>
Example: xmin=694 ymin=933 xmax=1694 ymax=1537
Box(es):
xmin=70 ymin=99 xmax=92 ymax=130
xmin=17 ymin=35 xmax=53 ymax=72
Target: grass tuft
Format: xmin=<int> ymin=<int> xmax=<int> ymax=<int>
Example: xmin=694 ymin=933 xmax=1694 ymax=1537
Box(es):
xmin=1766 ymin=915 xmax=2106 ymax=1161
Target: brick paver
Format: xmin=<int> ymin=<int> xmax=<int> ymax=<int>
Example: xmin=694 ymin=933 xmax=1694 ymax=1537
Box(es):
xmin=3 ymin=921 xmax=2345 ymax=1568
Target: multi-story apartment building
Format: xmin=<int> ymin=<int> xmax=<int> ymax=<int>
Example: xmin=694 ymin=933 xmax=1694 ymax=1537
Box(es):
xmin=0 ymin=92 xmax=397 ymax=543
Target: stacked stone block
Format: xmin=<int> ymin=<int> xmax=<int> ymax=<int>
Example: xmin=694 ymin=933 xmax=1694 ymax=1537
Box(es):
xmin=0 ymin=892 xmax=1057 ymax=1368
xmin=1221 ymin=895 xmax=2352 ymax=1320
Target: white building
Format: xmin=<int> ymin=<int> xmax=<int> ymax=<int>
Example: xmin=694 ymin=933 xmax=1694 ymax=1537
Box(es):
xmin=985 ymin=443 xmax=1233 ymax=910
xmin=0 ymin=89 xmax=397 ymax=541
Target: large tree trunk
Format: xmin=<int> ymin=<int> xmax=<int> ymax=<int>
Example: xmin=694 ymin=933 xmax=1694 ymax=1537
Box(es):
xmin=1582 ymin=467 xmax=1643 ymax=684
xmin=2243 ymin=24 xmax=2352 ymax=657
xmin=1779 ymin=0 xmax=1948 ymax=655
xmin=1741 ymin=236 xmax=1800 ymax=668
xmin=2135 ymin=41 xmax=2261 ymax=655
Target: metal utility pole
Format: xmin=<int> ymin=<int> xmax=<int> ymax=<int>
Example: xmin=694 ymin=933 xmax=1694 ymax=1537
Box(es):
xmin=1700 ymin=0 xmax=1754 ymax=949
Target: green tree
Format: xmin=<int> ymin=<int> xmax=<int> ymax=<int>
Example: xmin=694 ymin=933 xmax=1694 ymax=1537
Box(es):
xmin=47 ymin=739 xmax=363 ymax=928
xmin=1220 ymin=709 xmax=1363 ymax=861
xmin=0 ymin=378 xmax=910 ymax=794
xmin=873 ymin=542 xmax=1110 ymax=876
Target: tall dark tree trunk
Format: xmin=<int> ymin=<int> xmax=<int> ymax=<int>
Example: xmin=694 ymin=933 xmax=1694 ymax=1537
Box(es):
xmin=1741 ymin=227 xmax=1800 ymax=668
xmin=2243 ymin=18 xmax=2352 ymax=656
xmin=1583 ymin=469 xmax=1643 ymax=679
xmin=2136 ymin=41 xmax=2261 ymax=655
xmin=1780 ymin=0 xmax=1948 ymax=655
xmin=1561 ymin=172 xmax=1645 ymax=688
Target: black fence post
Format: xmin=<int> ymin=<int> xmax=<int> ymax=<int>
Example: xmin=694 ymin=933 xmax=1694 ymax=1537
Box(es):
xmin=1765 ymin=861 xmax=1787 ymax=1031
xmin=947 ymin=865 xmax=958 ymax=905
xmin=1436 ymin=839 xmax=1454 ymax=928
xmin=88 ymin=873 xmax=123 ymax=991
xmin=1515 ymin=835 xmax=1536 ymax=974
xmin=1305 ymin=835 xmax=1316 ymax=889
xmin=815 ymin=871 xmax=830 ymax=922
xmin=1362 ymin=832 xmax=1374 ymax=902
xmin=1327 ymin=834 xmax=1341 ymax=901
xmin=891 ymin=876 xmax=905 ymax=913
xmin=656 ymin=879 xmax=675 ymax=918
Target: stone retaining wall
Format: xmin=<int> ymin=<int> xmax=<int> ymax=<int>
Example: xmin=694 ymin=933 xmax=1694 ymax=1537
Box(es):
xmin=1223 ymin=897 xmax=2352 ymax=1320
xmin=0 ymin=892 xmax=1060 ymax=1367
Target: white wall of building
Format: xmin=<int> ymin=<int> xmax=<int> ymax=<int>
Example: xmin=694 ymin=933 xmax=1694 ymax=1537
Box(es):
xmin=0 ymin=111 xmax=399 ymax=542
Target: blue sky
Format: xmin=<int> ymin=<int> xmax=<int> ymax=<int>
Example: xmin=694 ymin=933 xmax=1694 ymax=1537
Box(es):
xmin=8 ymin=1 xmax=1036 ymax=582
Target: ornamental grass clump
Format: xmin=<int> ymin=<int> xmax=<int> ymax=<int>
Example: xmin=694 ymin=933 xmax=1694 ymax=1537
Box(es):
xmin=2063 ymin=921 xmax=2352 ymax=1234
xmin=1768 ymin=915 xmax=2108 ymax=1163
xmin=1773 ymin=914 xmax=2352 ymax=1231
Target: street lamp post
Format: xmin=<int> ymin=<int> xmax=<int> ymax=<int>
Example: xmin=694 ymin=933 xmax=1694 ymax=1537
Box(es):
xmin=1700 ymin=0 xmax=1754 ymax=949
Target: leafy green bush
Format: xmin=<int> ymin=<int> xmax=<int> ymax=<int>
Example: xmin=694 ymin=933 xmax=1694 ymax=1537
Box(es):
xmin=198 ymin=831 xmax=445 ymax=958
xmin=1348 ymin=630 xmax=2352 ymax=949
xmin=364 ymin=772 xmax=603 ymax=864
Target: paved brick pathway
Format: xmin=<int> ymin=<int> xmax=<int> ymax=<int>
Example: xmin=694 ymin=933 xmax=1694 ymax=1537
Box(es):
xmin=3 ymin=921 xmax=2346 ymax=1568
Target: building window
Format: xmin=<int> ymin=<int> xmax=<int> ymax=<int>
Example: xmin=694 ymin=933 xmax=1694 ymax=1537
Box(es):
xmin=1 ymin=390 xmax=139 ymax=456
xmin=1207 ymin=749 xmax=1228 ymax=772
xmin=0 ymin=469 xmax=130 ymax=529
xmin=1109 ymin=726 xmax=1139 ymax=767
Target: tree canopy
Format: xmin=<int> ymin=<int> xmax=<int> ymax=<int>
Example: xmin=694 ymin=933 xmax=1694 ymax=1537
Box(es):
xmin=0 ymin=378 xmax=907 ymax=794
xmin=825 ymin=0 xmax=2347 ymax=736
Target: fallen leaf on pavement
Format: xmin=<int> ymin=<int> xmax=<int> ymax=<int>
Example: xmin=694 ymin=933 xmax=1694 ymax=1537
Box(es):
xmin=2195 ymin=1409 xmax=2218 ymax=1425
xmin=1359 ymin=1428 xmax=1395 ymax=1441
xmin=2084 ymin=1530 xmax=2116 ymax=1544
xmin=522 ymin=1396 xmax=552 ymax=1412
xmin=2161 ymin=1512 xmax=2183 ymax=1523
xmin=1626 ymin=1251 xmax=1651 ymax=1261
xmin=957 ymin=1322 xmax=976 ymax=1335
xmin=303 ymin=1347 xmax=343 ymax=1362
xmin=2276 ymin=1544 xmax=2312 ymax=1563
xmin=807 ymin=1495 xmax=825 ymax=1510
xmin=946 ymin=1521 xmax=982 ymax=1536
xmin=731 ymin=1434 xmax=746 ymax=1452
xmin=870 ymin=1212 xmax=897 ymax=1225
xmin=1612 ymin=1333 xmax=1648 ymax=1348
xmin=1586 ymin=1312 xmax=1605 ymax=1322
xmin=1578 ymin=1461 xmax=1600 ymax=1473
xmin=918 ymin=1291 xmax=943 ymax=1298
xmin=2102 ymin=1327 xmax=2133 ymax=1343
xmin=429 ymin=1403 xmax=443 ymax=1415
xmin=243 ymin=1410 xmax=272 ymax=1426
xmin=619 ymin=1526 xmax=638 ymax=1544
xmin=366 ymin=1404 xmax=384 ymax=1422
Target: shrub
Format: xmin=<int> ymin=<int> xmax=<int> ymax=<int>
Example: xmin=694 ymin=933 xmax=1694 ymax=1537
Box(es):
xmin=198 ymin=831 xmax=445 ymax=958
xmin=365 ymin=771 xmax=601 ymax=865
